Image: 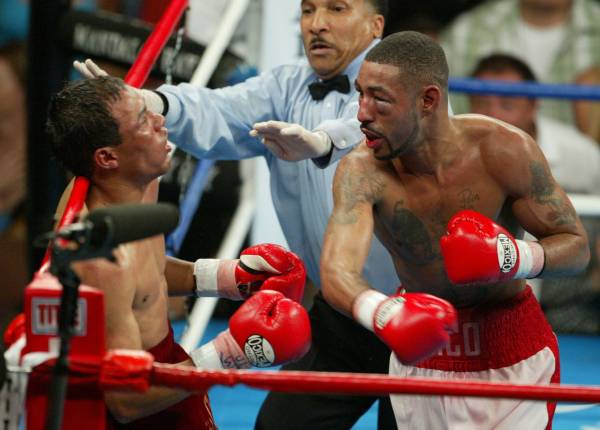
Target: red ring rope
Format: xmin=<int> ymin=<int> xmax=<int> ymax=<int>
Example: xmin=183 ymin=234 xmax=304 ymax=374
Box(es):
xmin=26 ymin=355 xmax=600 ymax=404
xmin=125 ymin=0 xmax=189 ymax=88
xmin=150 ymin=365 xmax=600 ymax=404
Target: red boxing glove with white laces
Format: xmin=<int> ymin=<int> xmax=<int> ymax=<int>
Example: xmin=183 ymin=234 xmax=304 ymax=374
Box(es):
xmin=190 ymin=290 xmax=311 ymax=369
xmin=440 ymin=210 xmax=545 ymax=285
xmin=352 ymin=290 xmax=457 ymax=365
xmin=193 ymin=243 xmax=306 ymax=302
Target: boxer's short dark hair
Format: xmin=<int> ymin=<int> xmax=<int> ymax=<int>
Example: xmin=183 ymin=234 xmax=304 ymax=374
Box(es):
xmin=47 ymin=76 xmax=125 ymax=178
xmin=365 ymin=31 xmax=449 ymax=96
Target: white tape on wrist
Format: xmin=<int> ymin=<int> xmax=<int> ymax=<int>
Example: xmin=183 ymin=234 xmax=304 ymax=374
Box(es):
xmin=193 ymin=259 xmax=221 ymax=297
xmin=351 ymin=290 xmax=388 ymax=332
xmin=194 ymin=259 xmax=240 ymax=299
xmin=189 ymin=341 xmax=224 ymax=369
xmin=191 ymin=330 xmax=251 ymax=369
xmin=514 ymin=240 xmax=545 ymax=279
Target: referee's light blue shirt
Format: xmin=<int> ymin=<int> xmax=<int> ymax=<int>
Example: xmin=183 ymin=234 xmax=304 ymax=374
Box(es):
xmin=159 ymin=40 xmax=400 ymax=294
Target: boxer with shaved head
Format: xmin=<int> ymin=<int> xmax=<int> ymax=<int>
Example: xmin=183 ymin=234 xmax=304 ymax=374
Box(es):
xmin=322 ymin=31 xmax=589 ymax=429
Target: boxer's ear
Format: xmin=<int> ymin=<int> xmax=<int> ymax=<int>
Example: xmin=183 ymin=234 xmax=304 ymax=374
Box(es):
xmin=94 ymin=146 xmax=118 ymax=170
xmin=421 ymin=85 xmax=442 ymax=116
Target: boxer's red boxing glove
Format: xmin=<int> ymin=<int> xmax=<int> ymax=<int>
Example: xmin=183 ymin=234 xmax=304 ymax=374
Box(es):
xmin=190 ymin=290 xmax=311 ymax=369
xmin=229 ymin=289 xmax=310 ymax=366
xmin=236 ymin=244 xmax=306 ymax=302
xmin=440 ymin=210 xmax=545 ymax=285
xmin=194 ymin=243 xmax=306 ymax=302
xmin=353 ymin=290 xmax=457 ymax=365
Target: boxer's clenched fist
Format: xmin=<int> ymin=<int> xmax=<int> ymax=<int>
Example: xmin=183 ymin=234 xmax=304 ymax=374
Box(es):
xmin=440 ymin=210 xmax=545 ymax=284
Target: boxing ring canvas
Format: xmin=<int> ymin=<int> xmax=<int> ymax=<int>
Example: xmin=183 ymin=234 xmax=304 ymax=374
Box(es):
xmin=171 ymin=319 xmax=600 ymax=430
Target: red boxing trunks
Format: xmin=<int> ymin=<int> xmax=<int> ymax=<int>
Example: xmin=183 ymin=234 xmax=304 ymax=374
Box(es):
xmin=107 ymin=324 xmax=216 ymax=430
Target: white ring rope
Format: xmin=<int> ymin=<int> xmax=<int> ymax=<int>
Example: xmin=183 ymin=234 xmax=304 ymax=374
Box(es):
xmin=180 ymin=159 xmax=256 ymax=352
xmin=177 ymin=0 xmax=253 ymax=352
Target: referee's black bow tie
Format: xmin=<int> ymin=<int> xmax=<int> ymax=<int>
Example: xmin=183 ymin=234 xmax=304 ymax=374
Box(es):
xmin=308 ymin=75 xmax=351 ymax=100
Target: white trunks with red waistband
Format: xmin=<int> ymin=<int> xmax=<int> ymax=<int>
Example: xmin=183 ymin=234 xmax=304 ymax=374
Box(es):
xmin=389 ymin=287 xmax=559 ymax=430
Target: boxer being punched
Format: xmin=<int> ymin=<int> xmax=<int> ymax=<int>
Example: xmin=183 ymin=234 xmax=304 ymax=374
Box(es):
xmin=46 ymin=76 xmax=311 ymax=429
xmin=321 ymin=32 xmax=589 ymax=429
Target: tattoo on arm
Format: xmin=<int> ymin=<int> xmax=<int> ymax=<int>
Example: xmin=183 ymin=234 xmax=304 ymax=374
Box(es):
xmin=331 ymin=161 xmax=385 ymax=225
xmin=530 ymin=161 xmax=576 ymax=226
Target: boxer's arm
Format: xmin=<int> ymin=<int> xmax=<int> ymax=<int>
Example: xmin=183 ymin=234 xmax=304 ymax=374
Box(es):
xmin=102 ymin=294 xmax=193 ymax=423
xmin=164 ymin=256 xmax=196 ymax=296
xmin=321 ymin=154 xmax=456 ymax=362
xmin=485 ymin=130 xmax=590 ymax=276
xmin=320 ymin=151 xmax=382 ymax=315
xmin=165 ymin=243 xmax=306 ymax=302
xmin=73 ymin=256 xmax=193 ymax=424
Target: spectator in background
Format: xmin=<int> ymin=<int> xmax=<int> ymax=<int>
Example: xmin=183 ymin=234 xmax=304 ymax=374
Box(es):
xmin=0 ymin=42 xmax=27 ymax=334
xmin=384 ymin=14 xmax=444 ymax=40
xmin=469 ymin=53 xmax=600 ymax=336
xmin=0 ymin=0 xmax=143 ymax=334
xmin=574 ymin=65 xmax=600 ymax=146
xmin=440 ymin=0 xmax=600 ymax=126
xmin=469 ymin=53 xmax=600 ymax=195
xmin=0 ymin=44 xmax=25 ymax=230
xmin=383 ymin=0 xmax=484 ymax=38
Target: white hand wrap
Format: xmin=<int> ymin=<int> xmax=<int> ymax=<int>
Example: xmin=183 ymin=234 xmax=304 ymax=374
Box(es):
xmin=189 ymin=341 xmax=223 ymax=369
xmin=351 ymin=290 xmax=388 ymax=332
xmin=190 ymin=330 xmax=251 ymax=369
xmin=514 ymin=240 xmax=545 ymax=279
xmin=193 ymin=259 xmax=241 ymax=300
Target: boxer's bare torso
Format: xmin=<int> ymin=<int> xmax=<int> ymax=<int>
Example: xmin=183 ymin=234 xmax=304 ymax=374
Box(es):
xmin=127 ymin=237 xmax=169 ymax=349
xmin=50 ymin=79 xmax=210 ymax=423
xmin=71 ymin=194 xmax=169 ymax=351
xmin=328 ymin=114 xmax=580 ymax=308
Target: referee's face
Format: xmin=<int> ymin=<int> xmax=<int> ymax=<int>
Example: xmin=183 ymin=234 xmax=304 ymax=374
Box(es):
xmin=300 ymin=0 xmax=384 ymax=80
